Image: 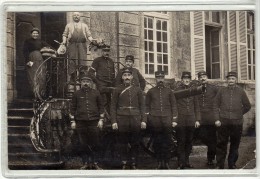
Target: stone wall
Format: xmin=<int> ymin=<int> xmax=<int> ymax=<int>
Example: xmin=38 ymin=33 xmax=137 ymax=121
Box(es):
xmin=172 ymin=12 xmax=192 ymax=80
xmin=118 ymin=12 xmax=141 ymax=71
xmin=6 ymin=12 xmax=15 ymax=104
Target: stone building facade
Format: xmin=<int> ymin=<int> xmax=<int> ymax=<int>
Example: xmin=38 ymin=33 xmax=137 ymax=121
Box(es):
xmin=6 ymin=11 xmax=255 ymax=133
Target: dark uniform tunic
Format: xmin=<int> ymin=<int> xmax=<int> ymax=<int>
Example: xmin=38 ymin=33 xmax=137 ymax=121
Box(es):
xmin=110 ymin=84 xmax=145 ymax=163
xmin=145 ymin=85 xmax=178 ymax=163
xmin=71 ymin=87 xmax=104 ymax=163
xmin=89 ymin=56 xmax=115 ymax=111
xmin=215 ymin=85 xmax=251 ymax=168
xmin=175 ymin=84 xmax=201 ymax=167
xmin=197 ymin=83 xmax=219 ymax=162
xmin=115 ymin=68 xmax=146 ymax=91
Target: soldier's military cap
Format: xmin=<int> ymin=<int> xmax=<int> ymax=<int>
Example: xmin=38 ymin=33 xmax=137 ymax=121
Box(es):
xmin=181 ymin=71 xmax=191 ymax=79
xmin=122 ymin=67 xmax=133 ymax=75
xmin=125 ymin=55 xmax=134 ymax=62
xmin=102 ymin=45 xmax=110 ymax=51
xmin=31 ymin=27 xmax=40 ymax=34
xmin=226 ymin=71 xmax=237 ymax=78
xmin=155 ymin=71 xmax=165 ymax=78
xmin=80 ymin=74 xmax=93 ymax=81
xmin=197 ymin=70 xmax=208 ymax=78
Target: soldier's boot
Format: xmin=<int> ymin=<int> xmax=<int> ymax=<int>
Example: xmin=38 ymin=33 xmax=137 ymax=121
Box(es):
xmin=131 ymin=163 xmax=137 ymax=170
xmin=80 ymin=162 xmax=89 ymax=170
xmin=207 ymin=159 xmax=214 ymax=166
xmin=122 ymin=161 xmax=127 ymax=170
xmin=164 ymin=161 xmax=171 ymax=169
xmin=93 ymin=162 xmax=103 ymax=170
xmin=156 ymin=161 xmax=163 ymax=169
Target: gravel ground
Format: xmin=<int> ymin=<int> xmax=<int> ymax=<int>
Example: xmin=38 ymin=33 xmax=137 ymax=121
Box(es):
xmin=62 ymin=136 xmax=256 ymax=170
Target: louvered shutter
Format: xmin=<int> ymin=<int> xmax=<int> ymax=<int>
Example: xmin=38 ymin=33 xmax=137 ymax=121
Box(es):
xmin=190 ymin=11 xmax=205 ymax=78
xmin=239 ymin=11 xmax=248 ymax=80
xmin=228 ymin=11 xmax=238 ymax=73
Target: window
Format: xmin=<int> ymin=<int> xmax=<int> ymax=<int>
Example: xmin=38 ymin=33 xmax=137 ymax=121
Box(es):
xmin=247 ymin=12 xmax=255 ymax=80
xmin=144 ymin=13 xmax=169 ymax=76
xmin=205 ymin=26 xmax=220 ymax=79
xmin=205 ymin=11 xmax=221 ymax=24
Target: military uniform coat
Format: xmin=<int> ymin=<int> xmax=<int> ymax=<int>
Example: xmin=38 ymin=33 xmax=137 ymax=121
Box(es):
xmin=71 ymin=87 xmax=104 ymax=121
xmin=215 ymin=85 xmax=251 ymax=125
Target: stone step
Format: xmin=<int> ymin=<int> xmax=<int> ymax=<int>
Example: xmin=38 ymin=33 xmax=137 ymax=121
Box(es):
xmin=11 ymin=99 xmax=34 ymax=108
xmin=8 ymin=143 xmax=36 ymax=153
xmin=8 ymin=160 xmax=64 ymax=170
xmin=8 ymin=108 xmax=34 ymax=117
xmin=8 ymin=125 xmax=30 ymax=135
xmin=8 ymin=134 xmax=31 ymax=145
xmin=8 ymin=116 xmax=32 ymax=126
xmin=9 ymin=151 xmax=60 ymax=163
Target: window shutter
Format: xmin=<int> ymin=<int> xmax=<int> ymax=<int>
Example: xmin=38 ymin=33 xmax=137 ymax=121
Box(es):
xmin=228 ymin=11 xmax=248 ymax=81
xmin=239 ymin=11 xmax=248 ymax=80
xmin=190 ymin=11 xmax=205 ymax=78
xmin=228 ymin=11 xmax=238 ymax=73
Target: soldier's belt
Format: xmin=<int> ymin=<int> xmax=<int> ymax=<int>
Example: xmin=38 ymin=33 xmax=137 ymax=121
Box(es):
xmin=119 ymin=106 xmax=138 ymax=109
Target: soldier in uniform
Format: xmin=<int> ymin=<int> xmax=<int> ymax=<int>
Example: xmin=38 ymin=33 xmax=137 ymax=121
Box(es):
xmin=174 ymin=71 xmax=201 ymax=169
xmin=215 ymin=71 xmax=251 ymax=169
xmin=145 ymin=71 xmax=178 ymax=169
xmin=115 ymin=55 xmax=146 ymax=91
xmin=197 ymin=70 xmax=219 ymax=166
xmin=88 ymin=45 xmax=115 ymax=111
xmin=110 ymin=68 xmax=146 ymax=169
xmin=70 ymin=74 xmax=105 ymax=170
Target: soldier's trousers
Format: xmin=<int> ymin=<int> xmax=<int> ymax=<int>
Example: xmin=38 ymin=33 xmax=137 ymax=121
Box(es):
xmin=96 ymin=79 xmax=113 ymax=114
xmin=216 ymin=123 xmax=242 ymax=168
xmin=148 ymin=116 xmax=172 ymax=162
xmin=117 ymin=115 xmax=141 ymax=163
xmin=176 ymin=126 xmax=195 ymax=166
xmin=75 ymin=120 xmax=102 ymax=163
xmin=198 ymin=125 xmax=217 ymax=161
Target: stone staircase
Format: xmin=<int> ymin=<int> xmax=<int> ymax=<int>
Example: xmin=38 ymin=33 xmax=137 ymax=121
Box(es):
xmin=8 ymin=99 xmax=64 ymax=169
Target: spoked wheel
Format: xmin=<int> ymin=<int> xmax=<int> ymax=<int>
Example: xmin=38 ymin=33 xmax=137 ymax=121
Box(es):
xmin=140 ymin=129 xmax=178 ymax=159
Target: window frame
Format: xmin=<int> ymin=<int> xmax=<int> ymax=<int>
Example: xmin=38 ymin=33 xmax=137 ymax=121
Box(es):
xmin=143 ymin=12 xmax=171 ymax=78
xmin=247 ymin=29 xmax=255 ymax=81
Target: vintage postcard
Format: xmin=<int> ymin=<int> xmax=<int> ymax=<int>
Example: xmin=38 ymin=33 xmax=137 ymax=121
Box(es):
xmin=1 ymin=0 xmax=257 ymax=178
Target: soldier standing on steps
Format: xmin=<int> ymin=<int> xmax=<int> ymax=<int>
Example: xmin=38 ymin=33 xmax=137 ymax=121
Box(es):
xmin=145 ymin=71 xmax=178 ymax=169
xmin=88 ymin=45 xmax=115 ymax=114
xmin=110 ymin=68 xmax=146 ymax=169
xmin=70 ymin=74 xmax=105 ymax=170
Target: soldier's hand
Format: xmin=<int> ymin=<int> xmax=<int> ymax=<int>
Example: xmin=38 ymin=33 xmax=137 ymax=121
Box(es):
xmin=141 ymin=122 xmax=147 ymax=129
xmin=215 ymin=120 xmax=221 ymax=127
xmin=172 ymin=122 xmax=178 ymax=128
xmin=97 ymin=119 xmax=104 ymax=129
xmin=112 ymin=123 xmax=118 ymax=130
xmin=71 ymin=121 xmax=76 ymax=130
xmin=195 ymin=121 xmax=200 ymax=128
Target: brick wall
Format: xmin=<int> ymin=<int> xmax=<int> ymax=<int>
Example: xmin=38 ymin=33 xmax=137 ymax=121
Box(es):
xmin=6 ymin=12 xmax=15 ymax=104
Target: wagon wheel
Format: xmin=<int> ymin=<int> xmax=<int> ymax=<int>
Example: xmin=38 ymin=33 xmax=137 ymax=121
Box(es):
xmin=140 ymin=129 xmax=178 ymax=158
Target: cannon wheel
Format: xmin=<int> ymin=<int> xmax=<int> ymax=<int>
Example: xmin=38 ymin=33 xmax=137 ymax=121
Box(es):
xmin=140 ymin=130 xmax=178 ymax=159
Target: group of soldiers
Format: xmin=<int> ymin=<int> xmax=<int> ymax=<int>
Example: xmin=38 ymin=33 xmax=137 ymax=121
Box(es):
xmin=61 ymin=12 xmax=251 ymax=170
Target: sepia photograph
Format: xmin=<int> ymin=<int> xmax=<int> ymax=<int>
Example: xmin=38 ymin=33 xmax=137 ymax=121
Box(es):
xmin=3 ymin=8 xmax=256 ymax=176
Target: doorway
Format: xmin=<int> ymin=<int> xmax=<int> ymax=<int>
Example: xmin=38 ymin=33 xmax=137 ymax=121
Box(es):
xmin=15 ymin=12 xmax=66 ymax=99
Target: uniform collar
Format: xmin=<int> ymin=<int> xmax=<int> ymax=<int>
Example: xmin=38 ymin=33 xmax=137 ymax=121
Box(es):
xmin=81 ymin=87 xmax=91 ymax=92
xmin=156 ymin=84 xmax=165 ymax=89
